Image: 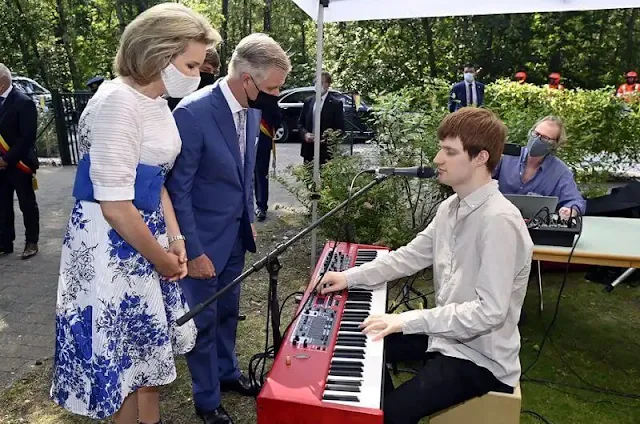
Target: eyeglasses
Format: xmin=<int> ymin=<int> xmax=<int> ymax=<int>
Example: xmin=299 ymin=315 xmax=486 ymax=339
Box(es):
xmin=531 ymin=130 xmax=558 ymax=145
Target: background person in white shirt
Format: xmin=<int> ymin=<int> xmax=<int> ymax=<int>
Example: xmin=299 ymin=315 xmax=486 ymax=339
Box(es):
xmin=320 ymin=107 xmax=534 ymax=424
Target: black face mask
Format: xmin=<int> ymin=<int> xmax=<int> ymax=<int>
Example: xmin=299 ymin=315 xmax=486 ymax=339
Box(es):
xmin=246 ymin=76 xmax=279 ymax=111
xmin=199 ymin=71 xmax=217 ymax=89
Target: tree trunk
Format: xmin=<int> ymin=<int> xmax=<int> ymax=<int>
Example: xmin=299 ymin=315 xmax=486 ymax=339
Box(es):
xmin=135 ymin=0 xmax=148 ymax=15
xmin=483 ymin=25 xmax=494 ymax=78
xmin=300 ymin=19 xmax=306 ymax=63
xmin=220 ymin=0 xmax=230 ymax=75
xmin=421 ymin=18 xmax=437 ymax=77
xmin=9 ymin=18 xmax=33 ymax=75
xmin=625 ymin=8 xmax=637 ymax=70
xmin=10 ymin=0 xmax=50 ymax=87
xmin=243 ymin=0 xmax=248 ymax=36
xmin=114 ymin=0 xmax=127 ymax=34
xmin=263 ymin=0 xmax=272 ymax=32
xmin=55 ymin=0 xmax=82 ymax=89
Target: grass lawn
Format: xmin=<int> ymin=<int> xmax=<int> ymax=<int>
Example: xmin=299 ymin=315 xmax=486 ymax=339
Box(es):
xmin=1 ymin=212 xmax=640 ymax=423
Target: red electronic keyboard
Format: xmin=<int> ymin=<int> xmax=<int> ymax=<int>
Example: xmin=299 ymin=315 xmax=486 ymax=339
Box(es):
xmin=257 ymin=241 xmax=391 ymax=424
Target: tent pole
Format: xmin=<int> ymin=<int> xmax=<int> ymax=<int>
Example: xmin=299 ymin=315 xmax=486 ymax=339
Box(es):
xmin=310 ymin=0 xmax=327 ymax=274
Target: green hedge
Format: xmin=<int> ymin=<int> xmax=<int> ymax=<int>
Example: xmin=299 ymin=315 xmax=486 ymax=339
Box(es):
xmin=486 ymin=80 xmax=640 ymax=192
xmin=283 ymin=80 xmax=640 ymax=247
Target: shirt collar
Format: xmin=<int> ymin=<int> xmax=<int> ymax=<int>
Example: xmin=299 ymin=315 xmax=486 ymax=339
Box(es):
xmin=448 ymin=180 xmax=499 ymax=214
xmin=1 ymin=84 xmax=12 ymax=99
xmin=220 ymin=77 xmax=246 ymax=115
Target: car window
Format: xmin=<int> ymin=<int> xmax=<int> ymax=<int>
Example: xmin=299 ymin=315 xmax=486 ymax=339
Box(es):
xmin=30 ymin=82 xmax=47 ymax=94
xmin=15 ymin=80 xmax=34 ymax=94
xmin=280 ymin=90 xmax=312 ymax=104
xmin=337 ymin=93 xmax=354 ymax=107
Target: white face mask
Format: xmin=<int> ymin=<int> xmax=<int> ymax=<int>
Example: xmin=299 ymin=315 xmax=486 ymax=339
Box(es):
xmin=463 ymin=72 xmax=475 ymax=83
xmin=161 ymin=62 xmax=201 ymax=98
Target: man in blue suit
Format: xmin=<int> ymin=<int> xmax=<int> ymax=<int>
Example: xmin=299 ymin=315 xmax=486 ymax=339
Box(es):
xmin=448 ymin=64 xmax=485 ymax=112
xmin=167 ymin=33 xmax=291 ymax=424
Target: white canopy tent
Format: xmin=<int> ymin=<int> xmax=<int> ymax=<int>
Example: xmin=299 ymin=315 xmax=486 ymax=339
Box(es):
xmin=292 ymin=1 xmax=640 ymax=22
xmin=292 ymin=0 xmax=640 ymax=267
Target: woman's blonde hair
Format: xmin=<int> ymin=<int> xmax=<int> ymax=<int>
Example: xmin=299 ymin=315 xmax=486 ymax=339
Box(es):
xmin=114 ymin=3 xmax=221 ymax=85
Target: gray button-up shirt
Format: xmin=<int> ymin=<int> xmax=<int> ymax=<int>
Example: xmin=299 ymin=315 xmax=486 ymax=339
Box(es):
xmin=343 ymin=180 xmax=533 ymax=387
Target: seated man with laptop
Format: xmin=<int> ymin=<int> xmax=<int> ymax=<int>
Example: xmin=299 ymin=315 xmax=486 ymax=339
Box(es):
xmin=493 ymin=115 xmax=586 ymax=219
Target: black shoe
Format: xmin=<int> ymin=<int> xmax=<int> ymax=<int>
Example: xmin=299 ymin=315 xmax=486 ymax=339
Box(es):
xmin=21 ymin=243 xmax=38 ymax=260
xmin=220 ymin=374 xmax=258 ymax=397
xmin=196 ymin=406 xmax=233 ymax=424
xmin=0 ymin=245 xmax=13 ymax=256
xmin=255 ymin=208 xmax=267 ymax=222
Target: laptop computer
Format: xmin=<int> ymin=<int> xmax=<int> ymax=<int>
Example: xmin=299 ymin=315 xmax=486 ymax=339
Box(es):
xmin=504 ymin=194 xmax=559 ymax=219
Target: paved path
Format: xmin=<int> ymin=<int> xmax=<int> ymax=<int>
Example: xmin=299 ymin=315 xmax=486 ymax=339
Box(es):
xmin=0 ymin=165 xmax=75 ymax=388
xmin=0 ymin=143 xmax=315 ymax=389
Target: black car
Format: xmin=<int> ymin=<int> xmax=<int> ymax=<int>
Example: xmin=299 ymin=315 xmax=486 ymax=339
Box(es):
xmin=275 ymin=86 xmax=374 ymax=143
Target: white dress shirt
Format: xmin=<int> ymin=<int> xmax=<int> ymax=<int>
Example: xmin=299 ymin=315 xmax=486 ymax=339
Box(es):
xmin=466 ymin=81 xmax=478 ymax=106
xmin=343 ymin=180 xmax=533 ymax=387
xmin=219 ymin=78 xmax=248 ymax=162
xmin=313 ymin=92 xmax=328 ymax=113
xmin=0 ymin=84 xmax=13 ymax=100
xmin=312 ymin=92 xmax=328 ymax=129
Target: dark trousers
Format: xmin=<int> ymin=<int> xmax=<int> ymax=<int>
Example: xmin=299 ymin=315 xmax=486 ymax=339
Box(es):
xmin=254 ymin=139 xmax=271 ymax=212
xmin=383 ymin=334 xmax=513 ymax=424
xmin=302 ymin=151 xmax=331 ymax=167
xmin=180 ymin=236 xmax=245 ymax=411
xmin=0 ymin=169 xmax=39 ymax=249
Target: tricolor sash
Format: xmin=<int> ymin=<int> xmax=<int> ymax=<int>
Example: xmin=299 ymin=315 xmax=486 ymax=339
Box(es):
xmin=0 ymin=134 xmax=33 ymax=174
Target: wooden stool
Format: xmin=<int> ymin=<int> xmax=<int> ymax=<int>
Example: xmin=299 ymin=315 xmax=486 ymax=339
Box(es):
xmin=429 ymin=383 xmax=521 ymax=424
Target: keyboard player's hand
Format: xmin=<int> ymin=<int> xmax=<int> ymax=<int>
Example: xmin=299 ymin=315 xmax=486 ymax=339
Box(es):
xmin=319 ymin=271 xmax=348 ymax=295
xmin=361 ymin=314 xmax=403 ymax=341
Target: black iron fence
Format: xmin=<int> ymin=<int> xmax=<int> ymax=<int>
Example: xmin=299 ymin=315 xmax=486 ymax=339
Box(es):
xmin=51 ymin=90 xmax=92 ymax=165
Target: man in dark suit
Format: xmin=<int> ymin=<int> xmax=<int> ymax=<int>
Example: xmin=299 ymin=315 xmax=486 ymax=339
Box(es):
xmin=0 ymin=64 xmax=39 ymax=259
xmin=254 ymin=105 xmax=281 ymax=221
xmin=167 ymin=34 xmax=290 ymax=424
xmin=298 ymin=71 xmax=345 ymax=165
xmin=448 ymin=64 xmax=485 ymax=112
xmin=86 ymin=76 xmax=105 ymax=93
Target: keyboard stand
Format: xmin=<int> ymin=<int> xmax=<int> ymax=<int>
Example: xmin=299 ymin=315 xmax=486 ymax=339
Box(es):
xmin=605 ymin=267 xmax=636 ymax=292
xmin=267 ymin=256 xmax=283 ymax=352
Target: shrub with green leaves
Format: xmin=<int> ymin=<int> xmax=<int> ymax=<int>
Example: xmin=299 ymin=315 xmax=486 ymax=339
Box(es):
xmin=281 ymin=80 xmax=640 ymax=247
xmin=486 ymin=80 xmax=640 ymax=196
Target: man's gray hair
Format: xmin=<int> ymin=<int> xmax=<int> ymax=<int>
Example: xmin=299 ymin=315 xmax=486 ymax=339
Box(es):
xmin=0 ymin=64 xmax=12 ymax=83
xmin=531 ymin=115 xmax=567 ymax=146
xmin=228 ymin=33 xmax=291 ymax=82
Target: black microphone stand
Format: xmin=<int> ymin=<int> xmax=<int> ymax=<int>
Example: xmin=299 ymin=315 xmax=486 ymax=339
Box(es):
xmin=176 ymin=173 xmax=390 ymax=353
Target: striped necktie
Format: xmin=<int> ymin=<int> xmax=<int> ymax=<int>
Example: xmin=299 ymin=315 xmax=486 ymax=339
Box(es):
xmin=237 ymin=109 xmax=246 ymax=166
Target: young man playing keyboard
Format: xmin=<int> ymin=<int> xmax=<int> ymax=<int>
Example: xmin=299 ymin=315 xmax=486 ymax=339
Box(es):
xmin=320 ymin=107 xmax=534 ymax=424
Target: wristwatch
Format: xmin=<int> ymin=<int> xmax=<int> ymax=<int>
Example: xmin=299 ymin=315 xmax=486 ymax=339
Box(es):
xmin=168 ymin=235 xmax=186 ymax=244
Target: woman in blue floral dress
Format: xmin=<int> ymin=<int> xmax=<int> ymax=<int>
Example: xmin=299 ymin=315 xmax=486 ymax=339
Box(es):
xmin=50 ymin=4 xmax=220 ymax=423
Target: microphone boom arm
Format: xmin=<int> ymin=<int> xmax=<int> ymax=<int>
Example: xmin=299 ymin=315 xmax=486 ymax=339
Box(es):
xmin=176 ymin=173 xmax=391 ymax=326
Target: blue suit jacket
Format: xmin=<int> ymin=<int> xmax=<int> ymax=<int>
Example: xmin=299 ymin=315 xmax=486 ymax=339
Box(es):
xmin=167 ymin=84 xmax=258 ymax=274
xmin=448 ymin=81 xmax=485 ymax=112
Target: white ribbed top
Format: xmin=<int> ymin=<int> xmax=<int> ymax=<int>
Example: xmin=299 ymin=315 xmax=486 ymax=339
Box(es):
xmin=77 ymin=78 xmax=181 ymax=201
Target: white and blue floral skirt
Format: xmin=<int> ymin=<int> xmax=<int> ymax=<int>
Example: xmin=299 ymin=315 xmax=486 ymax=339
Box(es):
xmin=50 ymin=200 xmax=197 ymax=419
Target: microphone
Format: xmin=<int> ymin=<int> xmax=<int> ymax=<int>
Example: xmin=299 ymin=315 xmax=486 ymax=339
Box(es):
xmin=366 ymin=166 xmax=437 ymax=178
xmin=503 ymin=143 xmax=522 ymax=156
